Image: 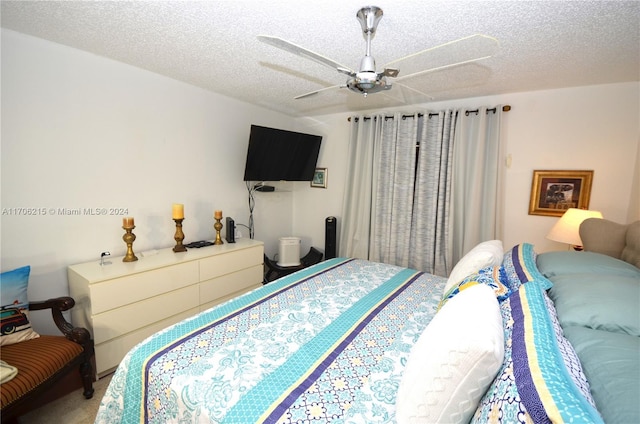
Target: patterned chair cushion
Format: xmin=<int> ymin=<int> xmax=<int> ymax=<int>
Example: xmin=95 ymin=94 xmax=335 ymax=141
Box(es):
xmin=0 ymin=335 xmax=84 ymax=409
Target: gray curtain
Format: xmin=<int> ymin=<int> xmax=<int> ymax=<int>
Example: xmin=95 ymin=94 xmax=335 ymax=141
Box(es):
xmin=370 ymin=114 xmax=418 ymax=267
xmin=450 ymin=107 xmax=505 ymax=266
xmin=410 ymin=111 xmax=457 ymax=275
xmin=339 ymin=115 xmax=383 ymax=259
xmin=340 ymin=107 xmax=504 ymax=276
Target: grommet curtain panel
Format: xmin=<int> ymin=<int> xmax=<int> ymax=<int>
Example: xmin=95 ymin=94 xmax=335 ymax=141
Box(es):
xmin=340 ymin=107 xmax=504 ymax=276
xmin=450 ymin=108 xmax=505 ymax=269
xmin=339 ymin=115 xmax=382 ymax=261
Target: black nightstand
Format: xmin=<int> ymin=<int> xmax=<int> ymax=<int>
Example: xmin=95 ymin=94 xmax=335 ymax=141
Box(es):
xmin=263 ymin=247 xmax=324 ymax=283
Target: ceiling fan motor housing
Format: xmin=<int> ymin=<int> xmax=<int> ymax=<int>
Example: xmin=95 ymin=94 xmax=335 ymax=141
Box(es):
xmin=356 ymin=71 xmax=378 ymax=89
xmin=347 ymin=72 xmax=390 ymax=95
xmin=359 ymin=55 xmax=376 ymax=73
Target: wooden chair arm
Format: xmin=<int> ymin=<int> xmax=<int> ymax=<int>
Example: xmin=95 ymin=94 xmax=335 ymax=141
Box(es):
xmin=29 ymin=296 xmax=90 ymax=345
xmin=30 ymin=296 xmax=75 ymax=312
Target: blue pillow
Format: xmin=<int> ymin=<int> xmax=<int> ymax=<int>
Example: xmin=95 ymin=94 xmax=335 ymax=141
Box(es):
xmin=548 ymin=273 xmax=640 ymax=336
xmin=537 ymin=251 xmax=640 ymax=279
xmin=563 ymin=326 xmax=640 ymax=424
xmin=1 ymin=265 xmax=39 ymax=345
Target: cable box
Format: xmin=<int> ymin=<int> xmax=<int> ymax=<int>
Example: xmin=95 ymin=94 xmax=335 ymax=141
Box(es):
xmin=254 ymin=184 xmax=275 ymax=192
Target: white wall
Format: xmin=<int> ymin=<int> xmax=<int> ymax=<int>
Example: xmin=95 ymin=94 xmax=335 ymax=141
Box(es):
xmin=0 ymin=29 xmax=300 ymax=333
xmin=292 ymin=82 xmax=640 ymax=257
xmin=289 ymin=115 xmax=350 ymax=255
xmin=3 ymin=28 xmax=639 ymax=333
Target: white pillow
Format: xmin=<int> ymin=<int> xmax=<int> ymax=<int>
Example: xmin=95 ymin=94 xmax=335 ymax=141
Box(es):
xmin=396 ymin=283 xmax=504 ymax=424
xmin=443 ymin=240 xmax=503 ymax=294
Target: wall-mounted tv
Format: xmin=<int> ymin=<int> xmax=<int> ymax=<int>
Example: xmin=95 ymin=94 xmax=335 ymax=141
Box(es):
xmin=243 ymin=125 xmax=322 ymax=182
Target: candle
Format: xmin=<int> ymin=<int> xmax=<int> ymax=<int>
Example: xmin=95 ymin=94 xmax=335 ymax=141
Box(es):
xmin=123 ymin=217 xmax=134 ymax=227
xmin=214 ymin=210 xmax=222 ymax=220
xmin=172 ymin=203 xmax=184 ymax=219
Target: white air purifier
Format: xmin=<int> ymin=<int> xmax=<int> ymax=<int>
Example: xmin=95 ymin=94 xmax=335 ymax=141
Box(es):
xmin=278 ymin=237 xmax=301 ymax=267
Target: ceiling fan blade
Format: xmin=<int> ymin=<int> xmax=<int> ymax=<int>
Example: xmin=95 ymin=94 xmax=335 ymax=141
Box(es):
xmin=380 ymin=82 xmax=434 ymax=104
xmin=294 ymin=84 xmax=342 ymax=100
xmin=385 ymin=34 xmax=499 ymax=82
xmin=337 ymin=67 xmax=357 ymax=77
xmin=382 ymin=68 xmax=399 ymax=78
xmin=258 ymin=35 xmax=354 ymax=74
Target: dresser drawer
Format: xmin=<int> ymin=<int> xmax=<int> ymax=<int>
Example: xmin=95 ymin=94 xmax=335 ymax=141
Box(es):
xmin=92 ymin=285 xmax=199 ymax=344
xmin=94 ymin=307 xmax=198 ymax=377
xmin=90 ymin=261 xmax=199 ymax=314
xmin=199 ymin=245 xmax=262 ymax=281
xmin=199 ymin=264 xmax=263 ymax=306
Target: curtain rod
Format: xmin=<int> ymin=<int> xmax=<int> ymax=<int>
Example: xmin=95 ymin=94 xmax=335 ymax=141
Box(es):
xmin=348 ymin=105 xmax=511 ymax=122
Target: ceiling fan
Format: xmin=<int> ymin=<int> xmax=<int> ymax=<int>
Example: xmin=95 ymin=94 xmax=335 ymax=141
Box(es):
xmin=258 ymin=6 xmax=499 ymax=100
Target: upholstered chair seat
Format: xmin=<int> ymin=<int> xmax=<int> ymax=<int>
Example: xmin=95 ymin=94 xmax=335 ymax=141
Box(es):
xmin=0 ymin=297 xmax=94 ymax=422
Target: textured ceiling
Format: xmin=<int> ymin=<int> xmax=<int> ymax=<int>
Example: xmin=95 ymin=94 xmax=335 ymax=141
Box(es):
xmin=2 ymin=1 xmax=639 ymax=117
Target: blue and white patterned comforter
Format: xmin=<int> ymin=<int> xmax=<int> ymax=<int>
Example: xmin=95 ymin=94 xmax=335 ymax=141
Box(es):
xmin=95 ymin=258 xmax=446 ymax=423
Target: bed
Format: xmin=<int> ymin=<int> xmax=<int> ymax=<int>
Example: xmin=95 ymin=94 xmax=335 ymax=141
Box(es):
xmin=95 ymin=220 xmax=639 ymax=424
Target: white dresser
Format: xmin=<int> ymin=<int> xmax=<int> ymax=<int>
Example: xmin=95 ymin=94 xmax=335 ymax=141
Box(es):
xmin=68 ymin=238 xmax=264 ymax=377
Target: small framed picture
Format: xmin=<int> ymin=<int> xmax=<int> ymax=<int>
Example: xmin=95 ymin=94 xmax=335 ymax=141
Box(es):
xmin=528 ymin=170 xmax=594 ymax=217
xmin=311 ymin=168 xmax=327 ymax=188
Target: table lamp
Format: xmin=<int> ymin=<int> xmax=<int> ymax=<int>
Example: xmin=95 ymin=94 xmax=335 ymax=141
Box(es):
xmin=546 ymin=208 xmax=603 ymax=250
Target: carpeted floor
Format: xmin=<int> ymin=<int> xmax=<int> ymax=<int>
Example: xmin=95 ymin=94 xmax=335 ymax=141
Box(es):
xmin=18 ymin=373 xmax=112 ymax=424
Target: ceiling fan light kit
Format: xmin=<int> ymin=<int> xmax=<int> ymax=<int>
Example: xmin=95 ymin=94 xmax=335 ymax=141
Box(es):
xmin=258 ymin=5 xmax=499 ymax=101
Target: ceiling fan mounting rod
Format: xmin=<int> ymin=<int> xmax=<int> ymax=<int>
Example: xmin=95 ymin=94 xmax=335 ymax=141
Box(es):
xmin=365 ymin=31 xmax=372 ymax=57
xmin=356 ymin=6 xmax=383 ymax=75
xmin=357 ymin=6 xmax=383 ymax=40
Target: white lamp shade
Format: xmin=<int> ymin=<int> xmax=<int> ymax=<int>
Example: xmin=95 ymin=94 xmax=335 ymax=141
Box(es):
xmin=546 ymin=208 xmax=603 ymax=246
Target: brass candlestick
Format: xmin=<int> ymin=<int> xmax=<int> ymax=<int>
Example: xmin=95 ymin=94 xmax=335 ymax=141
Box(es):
xmin=173 ymin=218 xmax=187 ymax=252
xmin=213 ymin=218 xmax=224 ymax=245
xmin=122 ymin=226 xmax=138 ymax=262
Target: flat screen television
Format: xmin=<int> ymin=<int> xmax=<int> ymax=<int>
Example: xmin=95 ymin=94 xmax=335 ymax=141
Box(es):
xmin=243 ymin=125 xmax=322 ymax=182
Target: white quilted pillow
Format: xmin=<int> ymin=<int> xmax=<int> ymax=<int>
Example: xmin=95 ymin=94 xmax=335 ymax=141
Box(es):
xmin=443 ymin=240 xmax=504 ymax=294
xmin=396 ymin=283 xmax=504 ymax=424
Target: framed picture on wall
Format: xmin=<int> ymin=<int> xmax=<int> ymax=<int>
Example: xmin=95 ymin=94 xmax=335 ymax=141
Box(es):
xmin=528 ymin=170 xmax=594 ymax=217
xmin=311 ymin=168 xmax=327 ymax=188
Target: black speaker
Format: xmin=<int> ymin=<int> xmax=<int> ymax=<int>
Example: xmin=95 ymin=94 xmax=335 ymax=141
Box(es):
xmin=325 ymin=216 xmax=336 ymax=259
xmin=225 ymin=217 xmax=236 ymax=243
